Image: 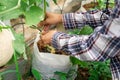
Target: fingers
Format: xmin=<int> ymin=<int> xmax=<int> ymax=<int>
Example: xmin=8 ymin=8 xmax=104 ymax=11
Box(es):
xmin=40 ymin=29 xmax=57 ymax=45
xmin=37 ymin=21 xmax=46 ymax=27
xmin=37 ymin=12 xmax=50 ymax=27
xmin=41 ymin=30 xmax=48 ymax=35
xmin=40 ymin=34 xmax=50 ymax=45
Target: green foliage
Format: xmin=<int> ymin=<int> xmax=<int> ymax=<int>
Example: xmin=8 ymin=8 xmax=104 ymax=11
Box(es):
xmin=95 ymin=0 xmax=114 ymax=10
xmin=54 ymin=71 xmax=67 ymax=80
xmin=13 ymin=33 xmax=25 ymax=55
xmin=88 ymin=60 xmax=111 ymax=80
xmin=70 ymin=56 xmax=111 ymax=80
xmin=32 ymin=68 xmax=42 ymax=80
xmin=11 ymin=29 xmax=27 ymax=60
xmin=12 ymin=30 xmax=26 ymax=80
xmin=79 ymin=25 xmax=93 ymax=35
xmin=69 ymin=25 xmax=111 ymax=79
xmin=69 ymin=25 xmax=93 ymax=35
xmin=70 ymin=56 xmax=88 ymax=68
xmin=51 ymin=66 xmax=77 ymax=80
xmin=0 ymin=0 xmax=22 ymax=20
xmin=13 ymin=50 xmax=22 ymax=80
xmin=0 ymin=26 xmax=11 ymax=32
xmin=0 ymin=0 xmax=46 ymax=26
xmin=25 ymin=6 xmax=44 ymax=25
xmin=52 ymin=0 xmax=57 ymax=5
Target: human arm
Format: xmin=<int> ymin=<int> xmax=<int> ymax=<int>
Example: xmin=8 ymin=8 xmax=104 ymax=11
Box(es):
xmin=40 ymin=0 xmax=120 ymax=61
xmin=37 ymin=10 xmax=109 ymax=30
xmin=38 ymin=10 xmax=109 ymax=30
xmin=41 ymin=15 xmax=120 ymax=62
xmin=63 ymin=10 xmax=110 ymax=30
xmin=51 ymin=17 xmax=120 ymax=61
xmin=37 ymin=12 xmax=62 ymax=27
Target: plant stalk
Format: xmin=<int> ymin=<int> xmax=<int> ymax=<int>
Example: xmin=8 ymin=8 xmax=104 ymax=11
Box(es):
xmin=43 ymin=0 xmax=46 ymax=19
xmin=13 ymin=50 xmax=21 ymax=80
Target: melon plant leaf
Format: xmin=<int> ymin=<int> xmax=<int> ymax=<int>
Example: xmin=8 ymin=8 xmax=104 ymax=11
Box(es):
xmin=13 ymin=32 xmax=25 ymax=55
xmin=29 ymin=0 xmax=35 ymax=5
xmin=0 ymin=0 xmax=19 ymax=10
xmin=70 ymin=56 xmax=88 ymax=68
xmin=35 ymin=0 xmax=42 ymax=4
xmin=25 ymin=6 xmax=44 ymax=26
xmin=0 ymin=4 xmax=6 ymax=11
xmin=54 ymin=71 xmax=67 ymax=80
xmin=32 ymin=68 xmax=42 ymax=80
xmin=0 ymin=0 xmax=23 ymax=20
xmin=20 ymin=0 xmax=28 ymax=12
xmin=29 ymin=0 xmax=42 ymax=5
xmin=88 ymin=70 xmax=99 ymax=80
xmin=0 ymin=8 xmax=23 ymax=20
xmin=79 ymin=25 xmax=93 ymax=35
xmin=53 ymin=0 xmax=57 ymax=5
xmin=22 ymin=0 xmax=28 ymax=3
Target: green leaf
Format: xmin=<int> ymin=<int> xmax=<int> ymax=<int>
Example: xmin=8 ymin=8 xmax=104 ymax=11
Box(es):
xmin=25 ymin=6 xmax=44 ymax=26
xmin=28 ymin=0 xmax=42 ymax=6
xmin=35 ymin=0 xmax=42 ymax=4
xmin=32 ymin=68 xmax=42 ymax=80
xmin=54 ymin=71 xmax=67 ymax=80
xmin=13 ymin=33 xmax=25 ymax=55
xmin=0 ymin=76 xmax=2 ymax=80
xmin=0 ymin=8 xmax=23 ymax=20
xmin=50 ymin=79 xmax=56 ymax=80
xmin=0 ymin=0 xmax=23 ymax=20
xmin=88 ymin=70 xmax=99 ymax=80
xmin=79 ymin=25 xmax=93 ymax=35
xmin=29 ymin=0 xmax=36 ymax=5
xmin=53 ymin=0 xmax=57 ymax=5
xmin=0 ymin=0 xmax=19 ymax=11
xmin=20 ymin=0 xmax=28 ymax=12
xmin=22 ymin=0 xmax=28 ymax=3
xmin=70 ymin=56 xmax=88 ymax=68
xmin=0 ymin=4 xmax=6 ymax=11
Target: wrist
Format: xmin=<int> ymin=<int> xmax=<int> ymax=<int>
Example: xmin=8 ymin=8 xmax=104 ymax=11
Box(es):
xmin=57 ymin=14 xmax=62 ymax=23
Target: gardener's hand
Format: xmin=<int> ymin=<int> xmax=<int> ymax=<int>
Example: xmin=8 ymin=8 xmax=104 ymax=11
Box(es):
xmin=41 ymin=29 xmax=57 ymax=45
xmin=37 ymin=12 xmax=62 ymax=27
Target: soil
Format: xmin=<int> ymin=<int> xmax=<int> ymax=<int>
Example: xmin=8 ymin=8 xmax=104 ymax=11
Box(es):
xmin=37 ymin=39 xmax=67 ymax=55
xmin=75 ymin=66 xmax=90 ymax=80
xmin=83 ymin=2 xmax=98 ymax=10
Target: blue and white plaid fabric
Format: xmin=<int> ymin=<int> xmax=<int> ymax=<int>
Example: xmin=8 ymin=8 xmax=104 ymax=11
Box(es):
xmin=52 ymin=0 xmax=120 ymax=79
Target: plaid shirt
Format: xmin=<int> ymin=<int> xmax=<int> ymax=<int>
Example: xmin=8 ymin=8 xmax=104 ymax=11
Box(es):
xmin=52 ymin=0 xmax=120 ymax=79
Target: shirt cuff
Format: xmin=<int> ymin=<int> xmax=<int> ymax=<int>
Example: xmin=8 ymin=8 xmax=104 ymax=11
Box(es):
xmin=51 ymin=32 xmax=63 ymax=50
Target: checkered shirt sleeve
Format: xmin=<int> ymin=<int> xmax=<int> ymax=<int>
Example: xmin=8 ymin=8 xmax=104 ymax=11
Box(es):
xmin=52 ymin=0 xmax=120 ymax=79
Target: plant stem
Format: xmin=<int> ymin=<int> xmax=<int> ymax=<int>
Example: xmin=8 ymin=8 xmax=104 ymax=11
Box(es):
xmin=43 ymin=0 xmax=46 ymax=19
xmin=13 ymin=51 xmax=21 ymax=80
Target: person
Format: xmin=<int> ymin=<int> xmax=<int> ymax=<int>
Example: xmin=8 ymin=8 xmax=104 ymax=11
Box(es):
xmin=38 ymin=0 xmax=120 ymax=79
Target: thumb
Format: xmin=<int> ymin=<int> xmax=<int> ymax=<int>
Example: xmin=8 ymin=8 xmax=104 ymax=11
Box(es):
xmin=41 ymin=30 xmax=48 ymax=35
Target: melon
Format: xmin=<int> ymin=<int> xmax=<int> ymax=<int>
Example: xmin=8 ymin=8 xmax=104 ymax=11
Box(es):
xmin=0 ymin=29 xmax=14 ymax=67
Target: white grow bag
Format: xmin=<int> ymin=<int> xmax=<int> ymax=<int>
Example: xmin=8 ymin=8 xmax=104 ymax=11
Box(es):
xmin=32 ymin=34 xmax=77 ymax=80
